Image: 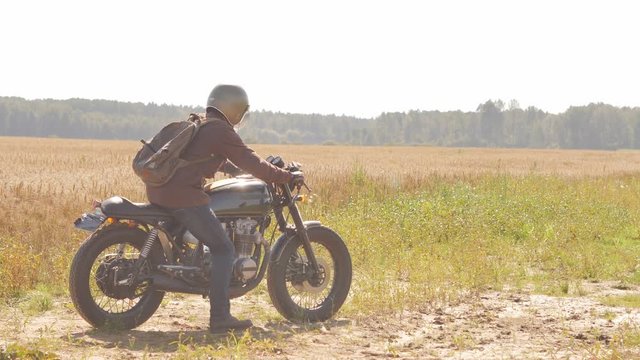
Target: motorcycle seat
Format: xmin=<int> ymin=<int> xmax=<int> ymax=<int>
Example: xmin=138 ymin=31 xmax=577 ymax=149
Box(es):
xmin=101 ymin=196 xmax=173 ymax=221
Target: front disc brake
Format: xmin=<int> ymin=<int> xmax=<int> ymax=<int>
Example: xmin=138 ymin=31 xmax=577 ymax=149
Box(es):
xmin=292 ymin=257 xmax=331 ymax=294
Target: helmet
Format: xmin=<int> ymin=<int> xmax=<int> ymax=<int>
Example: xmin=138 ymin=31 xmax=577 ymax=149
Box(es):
xmin=206 ymin=85 xmax=250 ymax=126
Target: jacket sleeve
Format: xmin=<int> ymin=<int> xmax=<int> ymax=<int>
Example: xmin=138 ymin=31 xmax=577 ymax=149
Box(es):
xmin=211 ymin=126 xmax=293 ymax=184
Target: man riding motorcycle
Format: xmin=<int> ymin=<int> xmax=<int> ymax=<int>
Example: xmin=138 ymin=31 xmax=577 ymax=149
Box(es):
xmin=145 ymin=84 xmax=303 ymax=333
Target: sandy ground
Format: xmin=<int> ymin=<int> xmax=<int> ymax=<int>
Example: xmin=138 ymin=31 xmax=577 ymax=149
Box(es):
xmin=1 ymin=282 xmax=640 ymax=359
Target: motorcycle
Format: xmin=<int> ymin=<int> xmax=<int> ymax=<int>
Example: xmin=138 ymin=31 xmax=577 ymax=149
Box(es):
xmin=69 ymin=155 xmax=352 ymax=329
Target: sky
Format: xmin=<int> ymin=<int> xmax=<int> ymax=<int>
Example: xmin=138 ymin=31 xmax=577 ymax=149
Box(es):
xmin=0 ymin=0 xmax=638 ymax=118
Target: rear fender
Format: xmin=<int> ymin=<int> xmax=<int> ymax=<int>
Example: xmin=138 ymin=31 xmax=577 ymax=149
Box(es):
xmin=270 ymin=220 xmax=322 ymax=263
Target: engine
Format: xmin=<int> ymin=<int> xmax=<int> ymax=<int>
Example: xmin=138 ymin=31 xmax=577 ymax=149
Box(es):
xmin=231 ymin=218 xmax=261 ymax=282
xmin=181 ymin=217 xmax=263 ymax=283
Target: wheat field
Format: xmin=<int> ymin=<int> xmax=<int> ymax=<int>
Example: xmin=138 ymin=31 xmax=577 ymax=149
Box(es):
xmin=2 ymin=136 xmax=640 ymax=304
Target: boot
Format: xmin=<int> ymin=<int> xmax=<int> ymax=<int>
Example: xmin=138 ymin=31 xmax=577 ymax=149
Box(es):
xmin=209 ymin=315 xmax=253 ymax=334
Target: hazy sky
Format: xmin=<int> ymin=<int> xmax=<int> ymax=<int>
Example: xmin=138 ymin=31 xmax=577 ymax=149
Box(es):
xmin=0 ymin=0 xmax=638 ymax=118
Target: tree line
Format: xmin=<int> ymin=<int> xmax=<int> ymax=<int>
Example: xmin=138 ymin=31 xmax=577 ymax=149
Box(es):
xmin=1 ymin=96 xmax=639 ymax=149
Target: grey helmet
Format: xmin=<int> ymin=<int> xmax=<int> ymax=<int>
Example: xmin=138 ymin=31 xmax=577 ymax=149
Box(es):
xmin=206 ymin=85 xmax=250 ymax=126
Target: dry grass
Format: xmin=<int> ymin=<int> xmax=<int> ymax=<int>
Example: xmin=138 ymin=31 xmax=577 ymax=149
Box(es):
xmin=256 ymin=144 xmax=640 ymax=179
xmin=4 ymin=138 xmax=640 ymax=187
xmin=2 ymin=136 xmax=640 ymax=302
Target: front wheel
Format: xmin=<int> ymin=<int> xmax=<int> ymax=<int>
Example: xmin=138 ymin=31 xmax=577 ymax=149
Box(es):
xmin=69 ymin=225 xmax=165 ymax=329
xmin=267 ymin=226 xmax=352 ymax=322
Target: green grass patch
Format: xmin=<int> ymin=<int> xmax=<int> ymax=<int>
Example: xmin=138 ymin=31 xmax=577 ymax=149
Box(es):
xmin=600 ymin=295 xmax=640 ymax=308
xmin=0 ymin=343 xmax=59 ymax=360
xmin=319 ymin=174 xmax=640 ymax=315
xmin=17 ymin=285 xmax=54 ymax=315
xmin=620 ymin=327 xmax=640 ymax=347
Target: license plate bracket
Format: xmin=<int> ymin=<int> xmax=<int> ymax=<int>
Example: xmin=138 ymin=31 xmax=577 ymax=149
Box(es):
xmin=74 ymin=208 xmax=106 ymax=232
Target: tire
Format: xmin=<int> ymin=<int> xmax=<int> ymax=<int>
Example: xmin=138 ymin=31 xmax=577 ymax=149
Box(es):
xmin=267 ymin=226 xmax=352 ymax=323
xmin=69 ymin=225 xmax=165 ymax=329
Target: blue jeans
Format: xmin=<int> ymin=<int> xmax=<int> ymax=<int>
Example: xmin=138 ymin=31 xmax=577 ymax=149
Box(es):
xmin=170 ymin=204 xmax=234 ymax=322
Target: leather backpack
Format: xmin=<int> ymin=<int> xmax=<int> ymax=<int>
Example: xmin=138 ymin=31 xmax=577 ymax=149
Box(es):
xmin=132 ymin=113 xmax=213 ymax=187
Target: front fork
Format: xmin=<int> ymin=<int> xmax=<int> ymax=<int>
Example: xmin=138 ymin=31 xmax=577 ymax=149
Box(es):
xmin=281 ymin=185 xmax=321 ymax=274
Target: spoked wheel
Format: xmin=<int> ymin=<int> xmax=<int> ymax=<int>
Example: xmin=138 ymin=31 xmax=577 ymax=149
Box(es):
xmin=69 ymin=226 xmax=165 ymax=329
xmin=268 ymin=226 xmax=352 ymax=322
xmin=91 ymin=243 xmax=150 ymax=313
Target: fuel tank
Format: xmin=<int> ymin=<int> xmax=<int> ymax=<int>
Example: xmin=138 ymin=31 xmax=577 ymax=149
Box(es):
xmin=203 ymin=176 xmax=273 ymax=216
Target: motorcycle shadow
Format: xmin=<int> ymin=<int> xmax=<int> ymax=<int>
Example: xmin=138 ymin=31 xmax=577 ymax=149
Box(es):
xmin=71 ymin=318 xmax=351 ymax=354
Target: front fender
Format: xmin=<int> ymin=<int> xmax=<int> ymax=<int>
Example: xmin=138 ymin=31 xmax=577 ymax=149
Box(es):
xmin=270 ymin=220 xmax=323 ymax=263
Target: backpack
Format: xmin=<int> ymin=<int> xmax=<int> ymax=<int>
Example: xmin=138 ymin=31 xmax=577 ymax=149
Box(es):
xmin=132 ymin=113 xmax=214 ymax=187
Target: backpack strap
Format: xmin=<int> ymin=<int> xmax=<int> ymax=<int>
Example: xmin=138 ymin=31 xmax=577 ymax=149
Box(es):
xmin=175 ymin=114 xmax=219 ymax=167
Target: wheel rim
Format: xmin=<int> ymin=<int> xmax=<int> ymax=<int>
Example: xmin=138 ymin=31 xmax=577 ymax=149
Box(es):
xmin=89 ymin=242 xmax=150 ymax=314
xmin=284 ymin=242 xmax=336 ymax=311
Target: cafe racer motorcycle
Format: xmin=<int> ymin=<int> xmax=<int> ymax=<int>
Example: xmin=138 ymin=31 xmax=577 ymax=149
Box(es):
xmin=69 ymin=156 xmax=352 ymax=329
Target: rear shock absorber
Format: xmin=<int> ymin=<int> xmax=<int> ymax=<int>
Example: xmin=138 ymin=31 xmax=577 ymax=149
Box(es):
xmin=140 ymin=228 xmax=159 ymax=259
xmin=124 ymin=228 xmax=159 ymax=287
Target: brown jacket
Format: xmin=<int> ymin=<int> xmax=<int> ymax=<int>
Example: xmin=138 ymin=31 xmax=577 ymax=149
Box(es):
xmin=146 ymin=109 xmax=293 ymax=209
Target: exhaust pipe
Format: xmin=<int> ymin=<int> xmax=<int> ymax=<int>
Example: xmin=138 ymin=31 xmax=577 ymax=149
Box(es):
xmin=151 ymin=242 xmax=271 ymax=298
xmin=151 ymin=273 xmax=208 ymax=295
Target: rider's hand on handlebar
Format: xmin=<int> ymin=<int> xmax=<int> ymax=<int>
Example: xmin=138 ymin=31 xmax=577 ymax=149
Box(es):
xmin=289 ymin=171 xmax=305 ymax=190
xmin=286 ymin=162 xmax=302 ymax=172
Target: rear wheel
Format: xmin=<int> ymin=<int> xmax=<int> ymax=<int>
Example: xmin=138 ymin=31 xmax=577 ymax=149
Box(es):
xmin=69 ymin=225 xmax=165 ymax=329
xmin=267 ymin=226 xmax=352 ymax=322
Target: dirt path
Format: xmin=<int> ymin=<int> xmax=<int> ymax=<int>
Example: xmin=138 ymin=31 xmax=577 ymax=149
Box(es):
xmin=1 ymin=282 xmax=640 ymax=359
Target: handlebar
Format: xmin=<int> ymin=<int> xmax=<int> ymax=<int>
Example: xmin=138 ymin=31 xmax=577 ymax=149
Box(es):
xmin=266 ymin=155 xmax=302 ymax=173
xmin=266 ymin=155 xmax=309 ymax=192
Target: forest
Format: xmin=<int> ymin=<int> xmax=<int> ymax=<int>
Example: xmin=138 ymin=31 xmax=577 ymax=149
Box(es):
xmin=1 ymin=96 xmax=639 ymax=149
